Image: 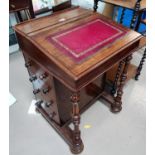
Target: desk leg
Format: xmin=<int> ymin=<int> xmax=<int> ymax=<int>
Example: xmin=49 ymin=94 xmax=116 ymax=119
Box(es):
xmin=70 ymin=93 xmax=84 ymax=154
xmin=111 ymin=61 xmax=124 ymax=95
xmin=111 ymin=55 xmax=132 ymax=113
xmin=135 ymin=48 xmax=146 ymax=80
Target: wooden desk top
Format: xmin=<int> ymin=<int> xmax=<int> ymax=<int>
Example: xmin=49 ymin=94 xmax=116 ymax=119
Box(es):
xmin=100 ymin=0 xmax=146 ymax=10
xmin=14 ymin=7 xmax=142 ymax=91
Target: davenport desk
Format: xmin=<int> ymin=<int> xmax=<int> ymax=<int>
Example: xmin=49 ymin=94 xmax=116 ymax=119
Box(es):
xmin=14 ymin=7 xmax=142 ymax=154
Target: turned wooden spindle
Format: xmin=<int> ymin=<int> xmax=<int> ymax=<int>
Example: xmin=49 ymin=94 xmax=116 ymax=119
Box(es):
xmin=110 ymin=0 xmax=142 ymax=94
xmin=70 ymin=93 xmax=84 ymax=154
xmin=111 ymin=55 xmax=132 ymax=113
xmin=130 ymin=0 xmax=142 ymax=29
xmin=111 ymin=0 xmax=141 ymax=94
xmin=94 ymin=0 xmax=99 ymax=12
xmin=135 ymin=48 xmax=146 ymax=80
xmin=111 ymin=61 xmax=124 ymax=95
xmin=120 ymin=7 xmax=126 ymax=24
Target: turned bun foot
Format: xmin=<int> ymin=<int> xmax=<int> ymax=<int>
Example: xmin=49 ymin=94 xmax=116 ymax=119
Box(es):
xmin=70 ymin=143 xmax=84 ymax=154
xmin=111 ymin=105 xmax=122 ymax=113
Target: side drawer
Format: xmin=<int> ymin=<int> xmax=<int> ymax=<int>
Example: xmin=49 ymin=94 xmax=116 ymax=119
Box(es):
xmin=23 ymin=52 xmax=61 ymax=124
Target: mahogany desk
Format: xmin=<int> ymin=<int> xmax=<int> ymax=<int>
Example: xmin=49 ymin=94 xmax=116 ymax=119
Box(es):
xmin=14 ymin=7 xmax=142 ymax=154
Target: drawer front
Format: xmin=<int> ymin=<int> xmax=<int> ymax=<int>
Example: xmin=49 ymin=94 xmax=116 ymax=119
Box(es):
xmin=23 ymin=52 xmax=60 ymax=124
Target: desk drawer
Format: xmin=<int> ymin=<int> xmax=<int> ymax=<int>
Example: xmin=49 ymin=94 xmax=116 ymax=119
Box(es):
xmin=35 ymin=77 xmax=60 ymax=124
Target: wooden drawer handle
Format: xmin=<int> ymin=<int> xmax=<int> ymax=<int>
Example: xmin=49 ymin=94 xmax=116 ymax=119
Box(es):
xmin=39 ymin=72 xmax=48 ymax=80
xmin=25 ymin=61 xmax=32 ymax=68
xmin=29 ymin=75 xmax=37 ymax=82
xmin=33 ymin=89 xmax=40 ymax=95
xmin=35 ymin=100 xmax=43 ymax=107
xmin=45 ymin=101 xmax=54 ymax=107
xmin=42 ymin=88 xmax=50 ymax=94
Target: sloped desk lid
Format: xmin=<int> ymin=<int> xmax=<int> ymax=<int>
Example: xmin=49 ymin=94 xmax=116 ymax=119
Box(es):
xmin=47 ymin=18 xmax=127 ymax=63
xmin=14 ymin=8 xmax=142 ymax=90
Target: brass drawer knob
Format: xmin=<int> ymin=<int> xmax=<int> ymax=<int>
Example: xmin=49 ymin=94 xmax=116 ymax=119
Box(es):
xmin=29 ymin=75 xmax=37 ymax=82
xmin=42 ymin=88 xmax=49 ymax=94
xmin=33 ymin=89 xmax=40 ymax=95
xmin=39 ymin=73 xmax=48 ymax=80
xmin=25 ymin=61 xmax=32 ymax=68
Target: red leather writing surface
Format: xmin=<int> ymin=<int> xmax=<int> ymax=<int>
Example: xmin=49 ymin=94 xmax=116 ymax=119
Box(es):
xmin=47 ymin=19 xmax=127 ymax=62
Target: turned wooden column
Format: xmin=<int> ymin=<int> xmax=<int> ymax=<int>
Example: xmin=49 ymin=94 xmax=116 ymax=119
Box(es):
xmin=70 ymin=93 xmax=84 ymax=154
xmin=135 ymin=48 xmax=146 ymax=80
xmin=94 ymin=0 xmax=99 ymax=12
xmin=130 ymin=0 xmax=142 ymax=29
xmin=111 ymin=61 xmax=124 ymax=95
xmin=111 ymin=55 xmax=132 ymax=112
